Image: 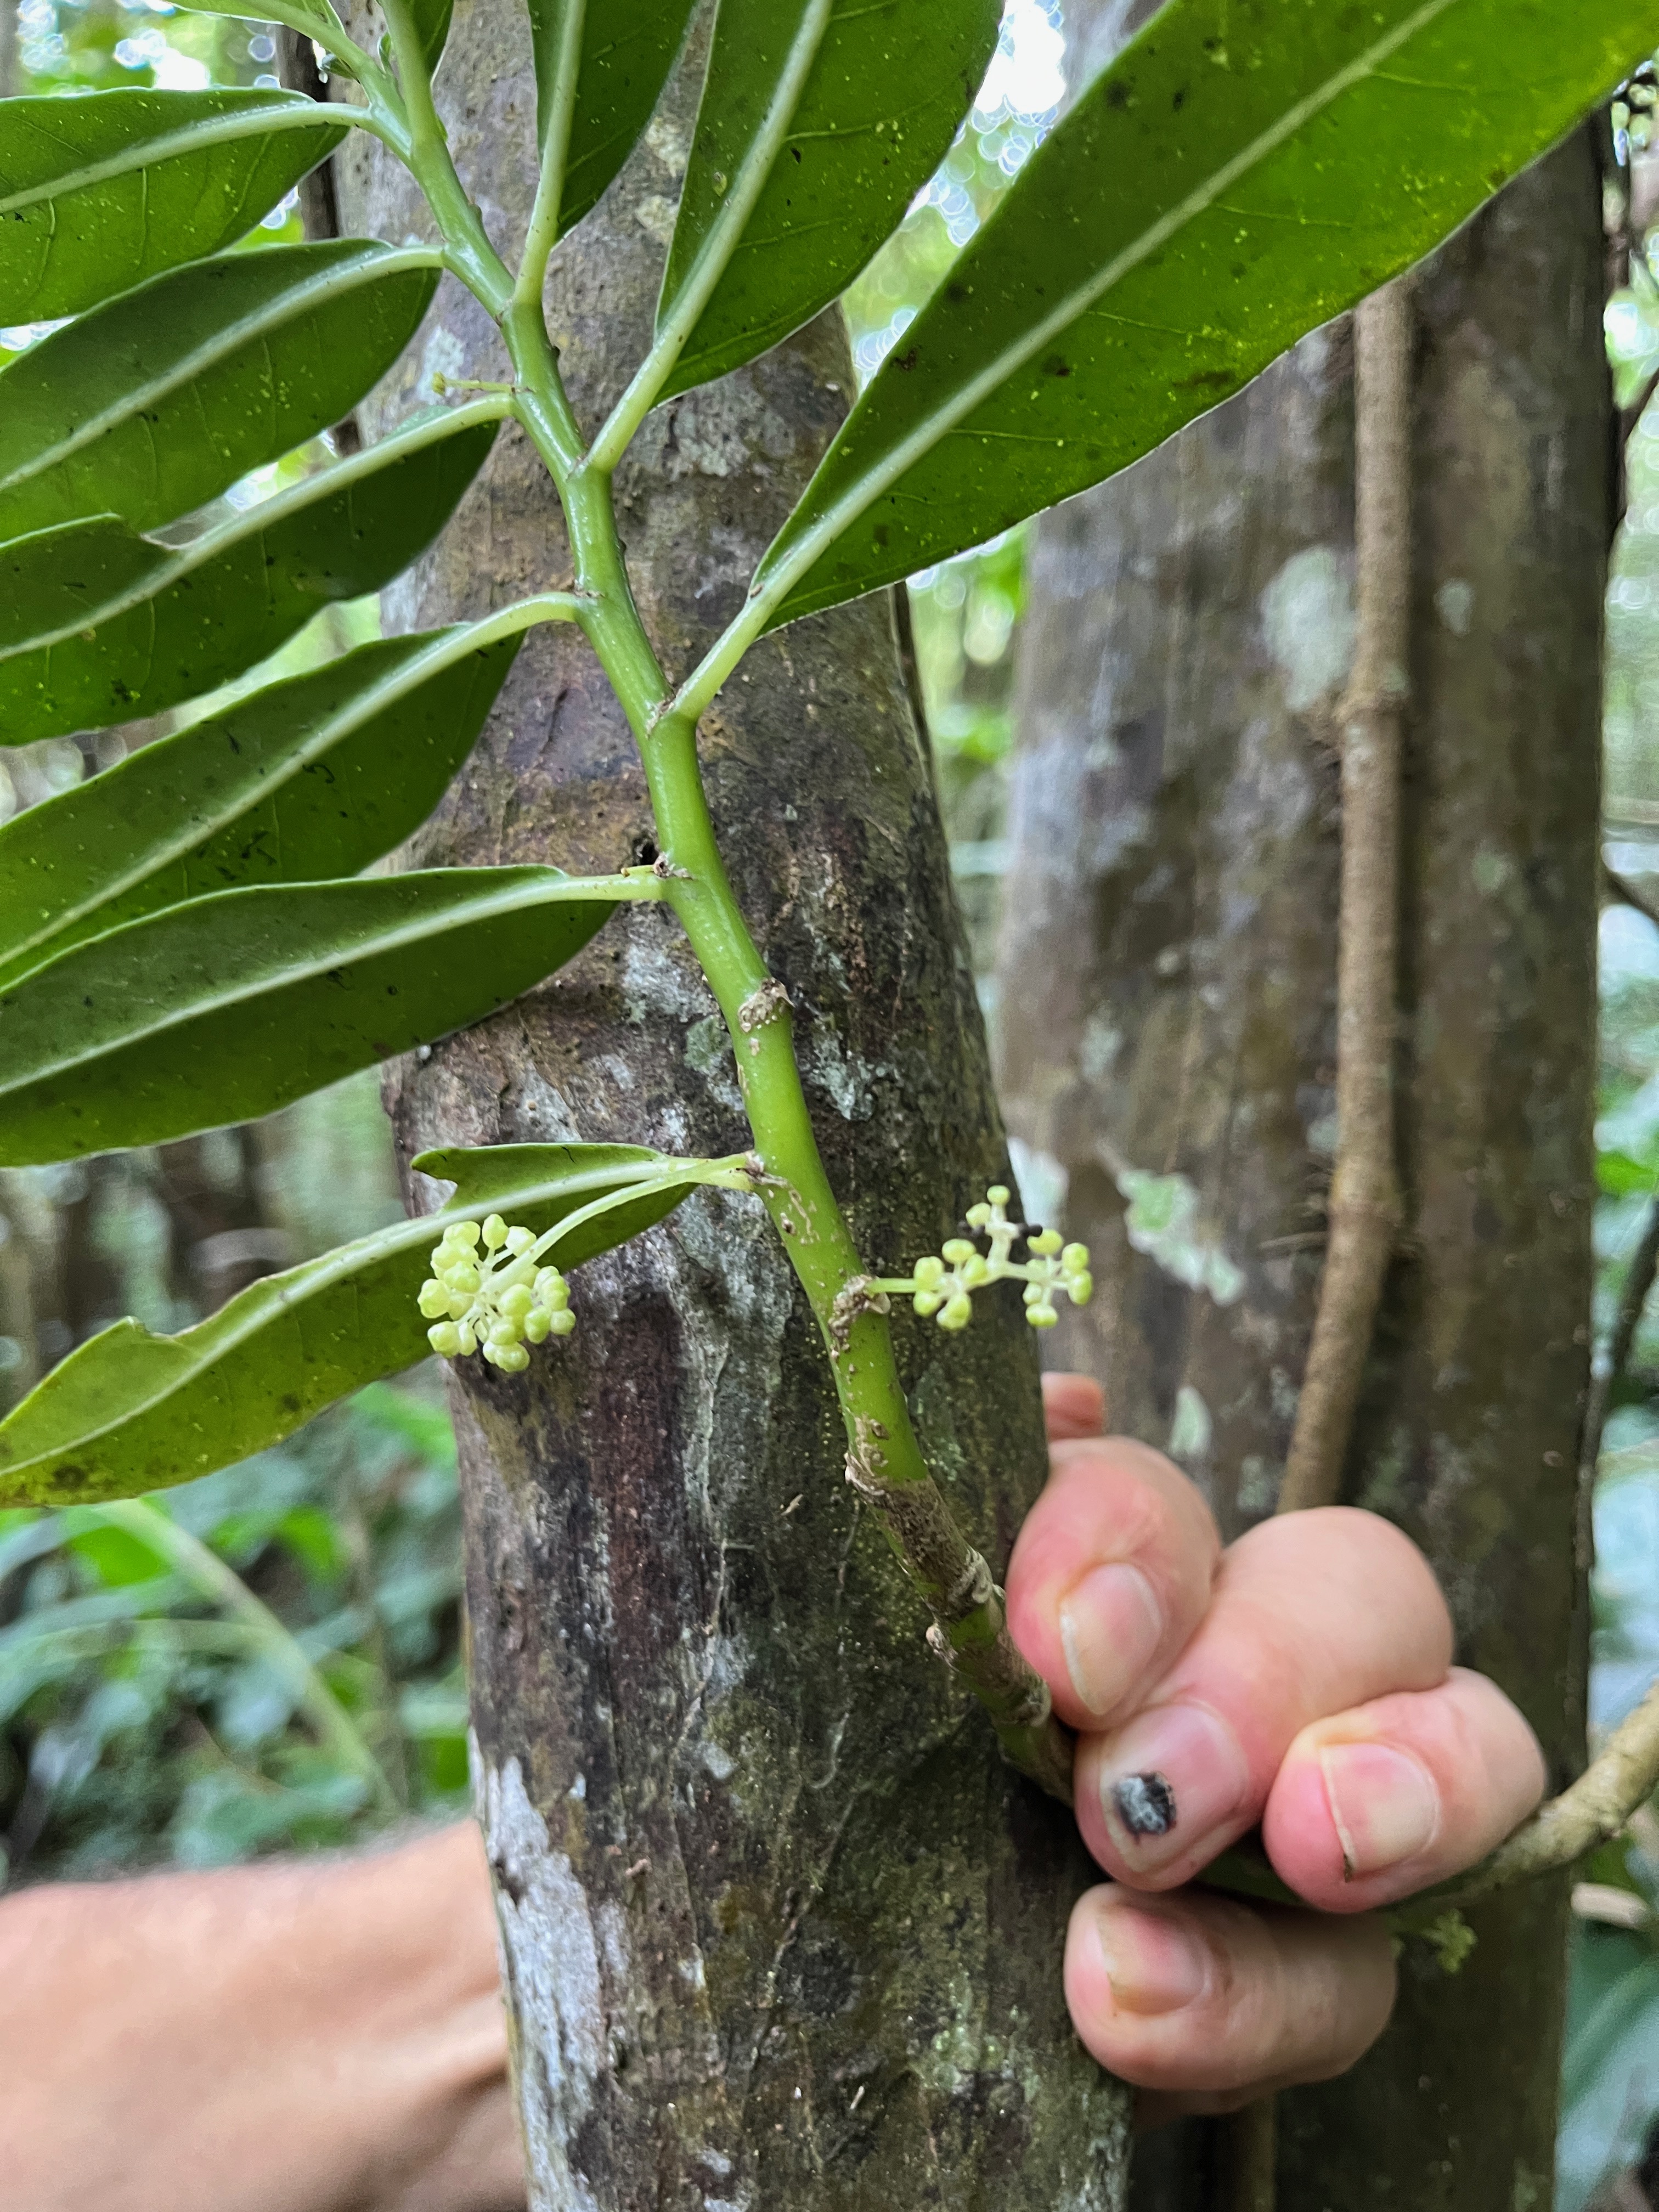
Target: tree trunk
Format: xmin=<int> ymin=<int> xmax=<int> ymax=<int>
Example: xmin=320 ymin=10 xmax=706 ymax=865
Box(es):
xmin=334 ymin=5 xmax=1131 ymax=2205
xmin=997 ymin=134 xmax=1606 ymax=2212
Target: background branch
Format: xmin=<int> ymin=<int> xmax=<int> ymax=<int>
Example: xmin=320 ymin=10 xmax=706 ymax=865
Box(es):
xmin=1277 ymin=278 xmax=1413 ymax=1516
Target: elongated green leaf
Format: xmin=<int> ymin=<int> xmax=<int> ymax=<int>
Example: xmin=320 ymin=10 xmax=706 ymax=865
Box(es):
xmin=528 ymin=0 xmax=699 ymax=237
xmin=662 ymin=0 xmax=999 ymax=398
xmin=175 ymin=1 xmax=342 ymax=45
xmin=410 ymin=0 xmax=455 ymax=75
xmin=757 ymin=0 xmax=1659 ymax=625
xmin=0 ymin=411 xmax=498 ymax=742
xmin=0 ymin=867 xmax=639 ymax=1164
xmin=0 ymin=1146 xmax=706 ymax=1505
xmin=0 ymin=90 xmax=346 ymax=324
xmin=0 ymin=242 xmax=442 ymax=543
xmin=0 ymin=628 xmax=520 ymax=989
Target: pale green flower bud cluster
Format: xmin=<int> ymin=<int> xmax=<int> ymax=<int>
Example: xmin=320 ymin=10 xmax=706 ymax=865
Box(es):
xmin=898 ymin=1185 xmax=1093 ymax=1333
xmin=417 ymin=1215 xmax=574 ymax=1372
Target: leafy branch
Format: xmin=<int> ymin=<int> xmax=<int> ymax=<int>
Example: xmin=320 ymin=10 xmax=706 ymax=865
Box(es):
xmin=2 ymin=0 xmax=1655 ymax=1802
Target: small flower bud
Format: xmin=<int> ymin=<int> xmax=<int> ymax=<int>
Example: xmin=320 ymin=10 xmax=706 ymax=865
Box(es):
xmin=487 ymin=1317 xmax=522 ymax=1348
xmin=447 ymin=1221 xmax=482 ymax=1249
xmin=1029 ymin=1228 xmax=1063 ymax=1256
xmin=505 ymin=1226 xmax=536 ymax=1256
xmin=1026 ymin=1303 xmax=1059 ymax=1329
xmin=444 ymin=1261 xmax=481 ymax=1294
xmin=482 ymin=1214 xmax=508 ymax=1250
xmin=959 ymin=1252 xmax=991 ymax=1288
xmin=524 ymin=1307 xmax=552 ymax=1343
xmin=913 ymin=1255 xmax=945 ymax=1289
xmin=498 ymin=1283 xmax=534 ymax=1321
xmin=417 ymin=1279 xmax=450 ymax=1318
xmin=941 ymin=1238 xmax=976 ymax=1266
xmin=495 ymin=1342 xmax=531 ymax=1373
xmin=1066 ymin=1271 xmax=1094 ymax=1305
xmin=940 ymin=1291 xmax=974 ymax=1329
xmin=966 ymin=1203 xmax=992 ymax=1228
xmin=913 ymin=1289 xmax=943 ymax=1317
xmin=1061 ymin=1242 xmax=1090 ymax=1273
xmin=549 ymin=1309 xmax=577 ymax=1336
xmin=457 ymin=1323 xmax=478 ymax=1356
xmin=987 ymin=1184 xmax=1010 ymax=1207
xmin=427 ymin=1321 xmax=463 ymax=1357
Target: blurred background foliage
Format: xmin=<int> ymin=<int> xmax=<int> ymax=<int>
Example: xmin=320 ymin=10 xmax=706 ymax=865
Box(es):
xmin=4 ymin=1 xmax=1659 ymax=2202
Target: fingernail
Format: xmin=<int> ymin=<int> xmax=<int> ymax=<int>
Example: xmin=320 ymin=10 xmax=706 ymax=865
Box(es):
xmin=1318 ymin=1742 xmax=1439 ymax=1878
xmin=1093 ymin=1899 xmax=1209 ymax=2017
xmin=1059 ymin=1563 xmax=1164 ymax=1717
xmin=1098 ymin=1702 xmax=1251 ymax=1871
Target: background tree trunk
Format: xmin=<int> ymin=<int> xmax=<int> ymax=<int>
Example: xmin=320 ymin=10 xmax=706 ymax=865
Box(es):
xmin=334 ymin=4 xmax=1132 ymax=2205
xmin=996 ymin=134 xmax=1607 ymax=2210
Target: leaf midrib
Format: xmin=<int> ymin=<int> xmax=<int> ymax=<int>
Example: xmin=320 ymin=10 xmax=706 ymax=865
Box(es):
xmin=0 ymin=398 xmax=504 ymax=667
xmin=0 ymin=94 xmax=345 ymax=219
xmin=0 ymin=625 xmax=494 ymax=985
xmin=760 ymin=0 xmax=1461 ymax=606
xmin=0 ymin=868 xmax=620 ymax=1094
xmin=0 ymin=245 xmax=441 ymax=500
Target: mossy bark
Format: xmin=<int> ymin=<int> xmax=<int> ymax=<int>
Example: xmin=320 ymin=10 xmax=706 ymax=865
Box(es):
xmin=997 ymin=137 xmax=1606 ymax=2209
xmin=334 ymin=4 xmax=1130 ymax=2205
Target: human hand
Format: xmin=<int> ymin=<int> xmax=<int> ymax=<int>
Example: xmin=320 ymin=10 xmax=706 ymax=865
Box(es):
xmin=1006 ymin=1374 xmax=1548 ymax=2118
xmin=1 ymin=1822 xmax=524 ymax=2212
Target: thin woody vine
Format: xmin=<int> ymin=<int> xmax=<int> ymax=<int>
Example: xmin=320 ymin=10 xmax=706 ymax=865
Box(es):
xmin=0 ymin=0 xmax=1657 ymax=2067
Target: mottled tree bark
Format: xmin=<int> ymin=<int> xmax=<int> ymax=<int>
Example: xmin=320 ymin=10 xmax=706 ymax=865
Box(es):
xmin=997 ymin=137 xmax=1606 ymax=2211
xmin=334 ymin=4 xmax=1130 ymax=2206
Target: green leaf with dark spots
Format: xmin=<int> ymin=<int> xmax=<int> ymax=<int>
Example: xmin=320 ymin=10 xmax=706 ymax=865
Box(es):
xmin=0 ymin=411 xmax=498 ymax=742
xmin=528 ymin=0 xmax=699 ymax=237
xmin=758 ymin=0 xmax=1659 ymax=624
xmin=0 ymin=627 xmax=520 ymax=989
xmin=0 ymin=242 xmax=442 ymax=542
xmin=0 ymin=1146 xmax=708 ymax=1506
xmin=0 ymin=867 xmax=641 ymax=1164
xmin=0 ymin=90 xmax=347 ymax=324
xmin=662 ymin=0 xmax=1000 ymax=397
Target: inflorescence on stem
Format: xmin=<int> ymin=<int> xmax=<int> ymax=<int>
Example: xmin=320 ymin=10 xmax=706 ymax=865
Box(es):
xmin=419 ymin=1216 xmax=574 ymax=1371
xmin=873 ymin=1186 xmax=1094 ymax=1333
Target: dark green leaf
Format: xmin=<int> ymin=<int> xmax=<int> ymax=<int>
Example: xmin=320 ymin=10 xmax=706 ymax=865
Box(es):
xmin=0 ymin=411 xmax=498 ymax=742
xmin=0 ymin=90 xmax=346 ymax=324
xmin=662 ymin=0 xmax=999 ymax=397
xmin=758 ymin=0 xmax=1659 ymax=624
xmin=0 ymin=242 xmax=442 ymax=541
xmin=0 ymin=627 xmax=520 ymax=989
xmin=409 ymin=0 xmax=455 ymax=75
xmin=0 ymin=867 xmax=636 ymax=1164
xmin=528 ymin=0 xmax=699 ymax=237
xmin=174 ymin=1 xmax=343 ymax=45
xmin=0 ymin=1146 xmax=705 ymax=1505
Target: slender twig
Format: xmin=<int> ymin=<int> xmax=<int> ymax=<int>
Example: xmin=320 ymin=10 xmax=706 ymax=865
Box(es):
xmin=1457 ymin=1681 xmax=1659 ymax=1902
xmin=1277 ymin=278 xmax=1413 ymax=1515
xmin=1583 ymin=1194 xmax=1659 ymax=1495
xmin=1224 ymin=276 xmax=1414 ymax=2212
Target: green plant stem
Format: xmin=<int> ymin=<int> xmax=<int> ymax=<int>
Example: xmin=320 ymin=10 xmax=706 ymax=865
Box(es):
xmin=375 ymin=20 xmax=1072 ymax=1799
xmin=93 ymin=1499 xmax=399 ymax=1816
